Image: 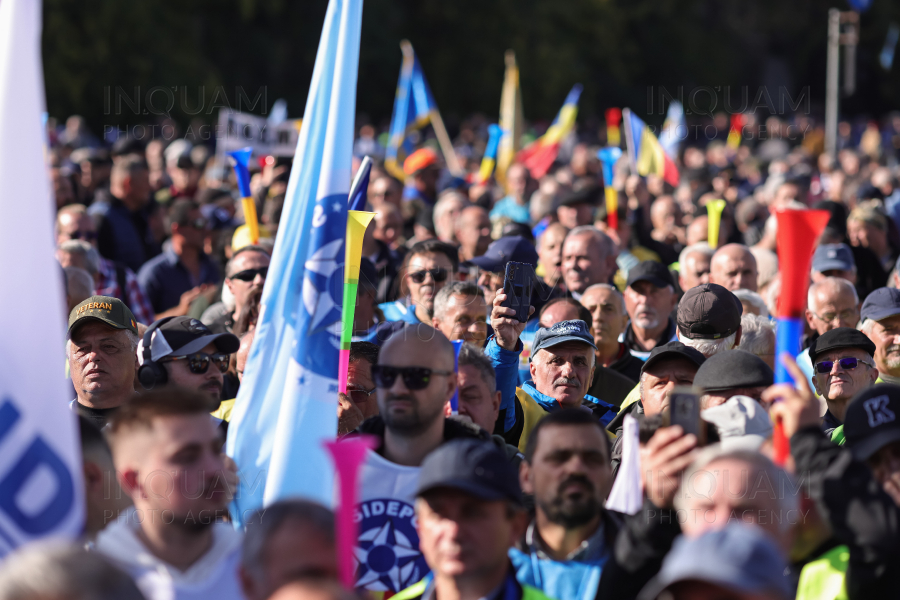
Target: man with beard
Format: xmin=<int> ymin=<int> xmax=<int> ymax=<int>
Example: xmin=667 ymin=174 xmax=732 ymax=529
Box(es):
xmin=622 ymin=262 xmax=679 ymax=360
xmin=95 ymin=389 xmax=242 ymax=600
xmin=136 ymin=316 xmax=240 ymax=411
xmin=860 ymin=287 xmax=900 ymax=384
xmin=511 ymin=409 xmax=617 ymax=600
xmin=352 ymin=325 xmax=497 ymax=594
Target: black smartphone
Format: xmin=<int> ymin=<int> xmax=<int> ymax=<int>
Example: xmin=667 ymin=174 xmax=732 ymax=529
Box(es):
xmin=501 ymin=261 xmax=535 ymax=323
xmin=668 ymin=386 xmax=706 ymax=445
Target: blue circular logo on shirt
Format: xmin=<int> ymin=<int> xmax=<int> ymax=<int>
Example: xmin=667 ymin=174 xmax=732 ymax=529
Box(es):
xmin=354 ymin=498 xmax=428 ymax=592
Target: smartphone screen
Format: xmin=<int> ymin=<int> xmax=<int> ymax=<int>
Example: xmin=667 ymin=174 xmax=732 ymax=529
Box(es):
xmin=668 ymin=386 xmax=706 ymax=445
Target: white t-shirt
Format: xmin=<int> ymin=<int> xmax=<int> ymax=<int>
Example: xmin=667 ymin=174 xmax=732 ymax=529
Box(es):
xmin=354 ymin=451 xmax=430 ymax=595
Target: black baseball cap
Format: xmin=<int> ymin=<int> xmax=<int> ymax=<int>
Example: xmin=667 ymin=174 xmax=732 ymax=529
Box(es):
xmin=641 ymin=341 xmax=706 ymax=376
xmin=466 ymin=236 xmax=539 ymax=273
xmin=677 ymin=283 xmax=743 ymax=340
xmin=531 ymin=319 xmax=596 ymax=360
xmin=809 ymin=327 xmax=876 ymax=362
xmin=417 ymin=439 xmax=522 ymax=505
xmin=692 ymin=350 xmax=773 ymax=393
xmin=860 ymin=287 xmax=900 ymax=323
xmin=844 ymin=384 xmax=900 ymax=461
xmin=68 ymin=295 xmax=138 ymax=338
xmin=627 ymin=261 xmax=674 ymax=290
xmin=140 ymin=316 xmax=240 ymax=364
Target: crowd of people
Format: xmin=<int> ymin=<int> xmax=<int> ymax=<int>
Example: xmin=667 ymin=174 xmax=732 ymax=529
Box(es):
xmin=4 ymin=108 xmax=900 ymax=600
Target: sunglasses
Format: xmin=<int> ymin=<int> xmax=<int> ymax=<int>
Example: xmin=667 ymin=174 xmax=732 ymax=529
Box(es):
xmin=68 ymin=230 xmax=97 ymax=241
xmin=231 ymin=267 xmax=268 ymax=282
xmin=372 ymin=365 xmax=452 ymax=390
xmin=347 ymin=385 xmax=376 ymax=405
xmin=815 ymin=357 xmax=874 ymax=374
xmin=161 ymin=352 xmax=230 ymax=374
xmin=408 ymin=268 xmax=449 ymax=284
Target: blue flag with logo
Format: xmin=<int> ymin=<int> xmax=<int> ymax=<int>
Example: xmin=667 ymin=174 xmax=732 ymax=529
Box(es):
xmin=226 ymin=0 xmax=363 ymax=523
xmin=0 ymin=0 xmax=84 ymax=554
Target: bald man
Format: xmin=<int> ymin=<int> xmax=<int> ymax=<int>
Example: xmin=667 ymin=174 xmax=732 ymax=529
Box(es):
xmin=537 ymin=222 xmax=569 ymax=289
xmin=709 ymin=243 xmax=759 ymax=292
xmin=678 ymin=243 xmax=714 ymax=292
xmin=455 ymin=205 xmax=493 ymax=262
xmin=352 ymin=324 xmax=493 ymax=594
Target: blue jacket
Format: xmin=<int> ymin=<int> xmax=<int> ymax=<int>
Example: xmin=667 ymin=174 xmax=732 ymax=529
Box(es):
xmin=378 ymin=299 xmax=422 ymax=324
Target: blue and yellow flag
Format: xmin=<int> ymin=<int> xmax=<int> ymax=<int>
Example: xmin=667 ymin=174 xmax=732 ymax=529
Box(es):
xmin=623 ymin=108 xmax=680 ymax=187
xmin=385 ymin=41 xmax=460 ymax=178
xmin=227 ymin=0 xmax=363 ymax=522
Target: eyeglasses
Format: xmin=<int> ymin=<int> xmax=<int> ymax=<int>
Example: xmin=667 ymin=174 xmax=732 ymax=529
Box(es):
xmin=160 ymin=352 xmax=230 ymax=374
xmin=811 ymin=309 xmax=858 ymax=324
xmin=230 ymin=267 xmax=268 ymax=282
xmin=815 ymin=356 xmax=875 ymax=374
xmin=372 ymin=365 xmax=452 ymax=390
xmin=347 ymin=385 xmax=376 ymax=404
xmin=408 ymin=268 xmax=449 ymax=284
xmin=68 ymin=230 xmax=97 ymax=242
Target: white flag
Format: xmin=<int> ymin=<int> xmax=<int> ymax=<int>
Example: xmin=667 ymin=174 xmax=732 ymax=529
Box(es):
xmin=0 ymin=0 xmax=84 ymax=554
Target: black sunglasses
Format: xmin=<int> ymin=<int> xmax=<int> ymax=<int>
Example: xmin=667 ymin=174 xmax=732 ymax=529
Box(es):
xmin=408 ymin=268 xmax=449 ymax=284
xmin=372 ymin=365 xmax=452 ymax=390
xmin=231 ymin=267 xmax=268 ymax=282
xmin=161 ymin=352 xmax=230 ymax=374
xmin=69 ymin=230 xmax=97 ymax=241
xmin=815 ymin=356 xmax=874 ymax=374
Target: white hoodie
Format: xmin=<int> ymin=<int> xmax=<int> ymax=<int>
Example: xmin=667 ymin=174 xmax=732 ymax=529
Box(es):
xmin=93 ymin=508 xmax=245 ymax=600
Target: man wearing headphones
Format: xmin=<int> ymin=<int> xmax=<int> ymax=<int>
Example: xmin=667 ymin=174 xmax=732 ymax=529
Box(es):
xmin=137 ymin=316 xmax=240 ymax=409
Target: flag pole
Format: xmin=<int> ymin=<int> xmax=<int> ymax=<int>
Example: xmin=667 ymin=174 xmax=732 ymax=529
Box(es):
xmin=429 ymin=108 xmax=463 ymax=176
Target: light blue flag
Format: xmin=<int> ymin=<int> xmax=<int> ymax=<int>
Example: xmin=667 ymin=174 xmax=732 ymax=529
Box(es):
xmin=226 ymin=0 xmax=363 ymax=525
xmin=384 ymin=41 xmax=439 ymax=177
xmin=659 ymin=100 xmax=685 ymax=159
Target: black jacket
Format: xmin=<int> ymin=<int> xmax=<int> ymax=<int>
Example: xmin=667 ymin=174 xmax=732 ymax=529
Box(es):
xmin=791 ymin=425 xmax=900 ymax=598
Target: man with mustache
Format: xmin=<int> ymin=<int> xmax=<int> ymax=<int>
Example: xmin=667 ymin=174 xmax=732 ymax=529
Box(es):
xmin=860 ymin=287 xmax=900 ymax=385
xmin=67 ymin=295 xmax=141 ymax=428
xmin=95 ymin=389 xmax=242 ymax=600
xmin=512 ymin=409 xmax=618 ymax=600
xmin=622 ymin=261 xmax=679 ymax=360
xmin=487 ymin=289 xmax=617 ymax=451
xmin=136 ymin=316 xmax=240 ymax=411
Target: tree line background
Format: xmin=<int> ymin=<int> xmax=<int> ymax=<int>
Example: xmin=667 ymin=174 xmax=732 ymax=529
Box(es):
xmin=43 ymin=0 xmax=900 ymax=137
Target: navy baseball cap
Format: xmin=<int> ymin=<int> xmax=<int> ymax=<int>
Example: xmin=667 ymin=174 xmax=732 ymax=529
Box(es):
xmin=860 ymin=287 xmax=900 ymax=323
xmin=844 ymin=384 xmax=900 ymax=461
xmin=531 ymin=320 xmax=596 ymax=360
xmin=626 ymin=261 xmax=674 ymax=289
xmin=466 ymin=236 xmax=538 ymax=273
xmin=639 ymin=523 xmax=790 ymax=600
xmin=812 ymin=243 xmax=856 ymax=274
xmin=417 ymin=439 xmax=522 ymax=505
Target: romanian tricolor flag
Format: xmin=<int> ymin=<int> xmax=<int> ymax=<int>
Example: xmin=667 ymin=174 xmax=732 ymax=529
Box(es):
xmin=726 ymin=113 xmax=744 ymax=150
xmin=496 ymin=50 xmax=524 ymax=191
xmin=516 ymin=84 xmax=582 ymax=179
xmin=623 ymin=108 xmax=679 ymax=187
xmin=384 ymin=40 xmax=461 ymax=179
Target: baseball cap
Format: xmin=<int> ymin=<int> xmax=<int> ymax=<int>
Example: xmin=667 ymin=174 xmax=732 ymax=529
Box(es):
xmin=466 ymin=236 xmax=539 ymax=273
xmin=843 ymin=384 xmax=900 ymax=461
xmin=692 ymin=350 xmax=773 ymax=393
xmin=639 ymin=523 xmax=790 ymax=600
xmin=812 ymin=243 xmax=856 ymax=274
xmin=677 ymin=283 xmax=743 ymax=340
xmin=558 ymin=184 xmax=602 ymax=207
xmin=138 ymin=317 xmax=240 ymax=364
xmin=626 ymin=261 xmax=674 ymax=290
xmin=68 ymin=296 xmax=138 ymax=338
xmin=702 ymin=396 xmax=773 ymax=452
xmin=531 ymin=320 xmax=597 ymax=359
xmin=403 ymin=148 xmax=438 ymax=175
xmin=860 ymin=287 xmax=900 ymax=323
xmin=640 ymin=341 xmax=706 ymax=376
xmin=417 ymin=439 xmax=522 ymax=505
xmin=808 ymin=327 xmax=875 ymax=362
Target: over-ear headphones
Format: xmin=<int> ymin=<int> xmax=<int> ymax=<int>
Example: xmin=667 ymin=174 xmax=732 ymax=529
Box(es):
xmin=138 ymin=316 xmax=176 ymax=390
